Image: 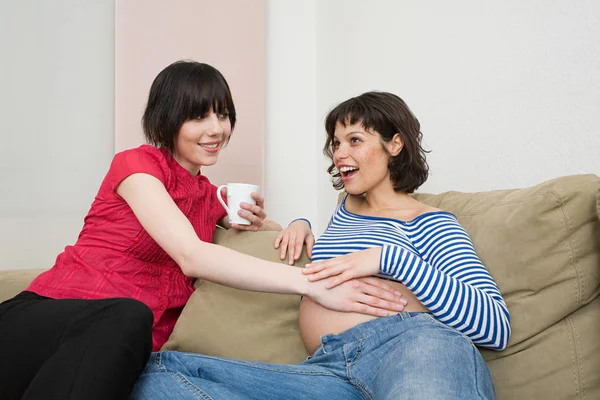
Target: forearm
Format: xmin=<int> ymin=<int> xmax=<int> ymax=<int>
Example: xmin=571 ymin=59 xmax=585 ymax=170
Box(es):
xmin=380 ymin=245 xmax=511 ymax=350
xmin=179 ymin=240 xmax=308 ymax=295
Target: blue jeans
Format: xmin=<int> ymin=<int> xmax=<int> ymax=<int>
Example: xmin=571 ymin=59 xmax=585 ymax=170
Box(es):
xmin=131 ymin=312 xmax=495 ymax=400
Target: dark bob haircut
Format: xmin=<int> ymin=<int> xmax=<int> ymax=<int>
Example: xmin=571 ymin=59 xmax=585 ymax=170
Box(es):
xmin=142 ymin=60 xmax=236 ymax=153
xmin=324 ymin=91 xmax=429 ymax=193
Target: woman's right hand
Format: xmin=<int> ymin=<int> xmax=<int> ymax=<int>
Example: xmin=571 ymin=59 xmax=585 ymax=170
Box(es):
xmin=274 ymin=219 xmax=315 ymax=265
xmin=306 ymin=276 xmax=408 ymax=316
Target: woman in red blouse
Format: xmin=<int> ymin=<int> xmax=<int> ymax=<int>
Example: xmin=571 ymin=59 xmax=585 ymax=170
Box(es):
xmin=0 ymin=61 xmax=405 ymax=400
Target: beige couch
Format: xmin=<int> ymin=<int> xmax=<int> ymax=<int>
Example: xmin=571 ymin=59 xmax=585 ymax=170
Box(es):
xmin=1 ymin=174 xmax=598 ymax=399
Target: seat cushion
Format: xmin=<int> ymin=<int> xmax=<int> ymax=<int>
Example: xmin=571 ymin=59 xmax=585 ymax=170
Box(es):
xmin=161 ymin=228 xmax=309 ymax=363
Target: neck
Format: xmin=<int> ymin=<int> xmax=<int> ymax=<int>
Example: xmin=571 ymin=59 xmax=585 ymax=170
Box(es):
xmin=362 ymin=184 xmax=413 ymax=212
xmin=173 ymin=152 xmax=201 ymax=176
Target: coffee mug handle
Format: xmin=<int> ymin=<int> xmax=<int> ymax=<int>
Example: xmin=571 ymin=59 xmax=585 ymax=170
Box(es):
xmin=216 ymin=185 xmax=230 ymax=213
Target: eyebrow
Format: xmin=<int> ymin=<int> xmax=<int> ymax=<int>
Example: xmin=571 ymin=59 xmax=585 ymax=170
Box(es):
xmin=333 ymin=130 xmax=370 ymax=141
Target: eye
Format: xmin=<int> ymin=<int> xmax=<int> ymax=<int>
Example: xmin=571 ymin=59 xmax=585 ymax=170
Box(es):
xmin=332 ymin=140 xmax=340 ymax=149
xmin=218 ymin=112 xmax=230 ymax=120
xmin=350 ymin=137 xmax=361 ymax=144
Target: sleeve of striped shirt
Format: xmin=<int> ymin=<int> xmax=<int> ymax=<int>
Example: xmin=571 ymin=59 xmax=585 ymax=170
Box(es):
xmin=379 ymin=217 xmax=511 ymax=350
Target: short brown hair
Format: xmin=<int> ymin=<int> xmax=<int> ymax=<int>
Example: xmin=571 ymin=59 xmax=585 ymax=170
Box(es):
xmin=324 ymin=91 xmax=429 ymax=193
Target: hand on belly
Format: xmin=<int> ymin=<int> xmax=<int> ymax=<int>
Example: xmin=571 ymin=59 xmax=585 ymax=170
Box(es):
xmin=298 ymin=279 xmax=428 ymax=354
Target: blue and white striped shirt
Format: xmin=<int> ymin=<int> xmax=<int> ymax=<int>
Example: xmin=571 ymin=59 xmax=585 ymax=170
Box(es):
xmin=312 ymin=196 xmax=511 ymax=350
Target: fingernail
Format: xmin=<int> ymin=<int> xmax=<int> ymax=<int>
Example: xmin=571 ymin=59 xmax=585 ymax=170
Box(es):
xmin=394 ymin=291 xmax=402 ymax=296
xmin=400 ymin=298 xmax=408 ymax=305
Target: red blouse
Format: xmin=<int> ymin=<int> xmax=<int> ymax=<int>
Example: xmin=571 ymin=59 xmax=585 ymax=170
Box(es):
xmin=27 ymin=145 xmax=227 ymax=351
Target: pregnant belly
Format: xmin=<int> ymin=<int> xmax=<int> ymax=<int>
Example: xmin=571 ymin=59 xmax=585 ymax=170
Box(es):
xmin=298 ymin=279 xmax=429 ymax=354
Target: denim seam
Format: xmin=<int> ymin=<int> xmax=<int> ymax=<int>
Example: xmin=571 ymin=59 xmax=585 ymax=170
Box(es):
xmin=351 ymin=380 xmax=374 ymax=400
xmin=345 ymin=337 xmax=374 ymax=400
xmin=424 ymin=313 xmax=476 ymax=346
xmin=471 ymin=344 xmax=487 ymax=400
xmin=154 ymin=352 xmax=167 ymax=373
xmin=171 ymin=372 xmax=214 ymax=400
xmin=157 ymin=354 xmax=214 ymax=399
xmin=170 ymin=353 xmax=338 ymax=378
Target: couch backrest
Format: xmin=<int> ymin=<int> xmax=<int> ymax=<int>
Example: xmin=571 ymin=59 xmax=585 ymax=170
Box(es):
xmin=413 ymin=174 xmax=600 ymax=346
xmin=414 ymin=174 xmax=600 ymax=399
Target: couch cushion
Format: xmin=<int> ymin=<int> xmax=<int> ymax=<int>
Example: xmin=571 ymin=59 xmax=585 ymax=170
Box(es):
xmin=0 ymin=269 xmax=46 ymax=303
xmin=414 ymin=174 xmax=600 ymax=399
xmin=161 ymin=228 xmax=310 ymax=364
xmin=413 ymin=174 xmax=600 ymax=346
xmin=483 ymin=295 xmax=600 ymax=400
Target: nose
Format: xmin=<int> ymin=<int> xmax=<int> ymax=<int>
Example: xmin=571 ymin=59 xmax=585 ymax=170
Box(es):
xmin=333 ymin=143 xmax=349 ymax=162
xmin=207 ymin=113 xmax=224 ymax=136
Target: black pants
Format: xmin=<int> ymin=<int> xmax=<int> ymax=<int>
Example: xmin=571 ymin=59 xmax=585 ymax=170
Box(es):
xmin=0 ymin=291 xmax=153 ymax=400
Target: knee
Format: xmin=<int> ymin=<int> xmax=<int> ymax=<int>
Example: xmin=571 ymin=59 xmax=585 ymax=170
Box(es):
xmin=114 ymin=298 xmax=153 ymax=324
xmin=110 ymin=298 xmax=153 ymax=325
xmin=106 ymin=298 xmax=153 ymax=346
xmin=375 ymin=335 xmax=489 ymax=399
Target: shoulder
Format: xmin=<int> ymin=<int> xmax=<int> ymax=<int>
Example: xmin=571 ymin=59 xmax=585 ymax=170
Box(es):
xmin=420 ymin=204 xmax=443 ymax=214
xmin=112 ymin=144 xmax=166 ymax=168
xmin=105 ymin=145 xmax=172 ymax=191
xmin=413 ymin=211 xmax=473 ymax=247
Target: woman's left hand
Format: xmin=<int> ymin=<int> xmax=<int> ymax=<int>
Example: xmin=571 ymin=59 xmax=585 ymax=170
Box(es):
xmin=303 ymin=247 xmax=382 ymax=289
xmin=231 ymin=192 xmax=267 ymax=231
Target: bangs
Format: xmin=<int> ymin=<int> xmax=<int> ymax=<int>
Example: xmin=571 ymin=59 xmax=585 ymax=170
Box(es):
xmin=142 ymin=60 xmax=237 ymax=153
xmin=325 ymin=96 xmax=393 ymax=140
xmin=181 ymin=65 xmax=236 ymax=122
xmin=322 ymin=91 xmax=428 ymax=193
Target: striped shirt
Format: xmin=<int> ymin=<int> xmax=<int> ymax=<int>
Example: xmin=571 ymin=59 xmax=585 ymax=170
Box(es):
xmin=311 ymin=196 xmax=511 ymax=350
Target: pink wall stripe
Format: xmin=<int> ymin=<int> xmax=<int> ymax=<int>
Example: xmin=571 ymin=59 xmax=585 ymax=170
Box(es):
xmin=115 ymin=0 xmax=266 ymax=187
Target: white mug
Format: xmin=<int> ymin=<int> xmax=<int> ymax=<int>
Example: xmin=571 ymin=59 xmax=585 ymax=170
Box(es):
xmin=216 ymin=183 xmax=260 ymax=225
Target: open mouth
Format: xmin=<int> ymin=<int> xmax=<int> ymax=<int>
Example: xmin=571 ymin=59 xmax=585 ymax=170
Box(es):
xmin=339 ymin=166 xmax=359 ymax=181
xmin=198 ymin=141 xmax=220 ymax=153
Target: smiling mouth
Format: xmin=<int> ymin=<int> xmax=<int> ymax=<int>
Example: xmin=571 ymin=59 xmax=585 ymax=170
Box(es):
xmin=198 ymin=142 xmax=220 ymax=153
xmin=339 ymin=166 xmax=359 ymax=181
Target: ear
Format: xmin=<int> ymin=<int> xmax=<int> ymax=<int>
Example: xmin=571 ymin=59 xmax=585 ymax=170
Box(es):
xmin=387 ymin=133 xmax=404 ymax=156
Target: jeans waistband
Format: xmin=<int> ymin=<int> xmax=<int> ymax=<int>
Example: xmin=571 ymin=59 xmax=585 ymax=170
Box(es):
xmin=320 ymin=311 xmax=432 ymax=353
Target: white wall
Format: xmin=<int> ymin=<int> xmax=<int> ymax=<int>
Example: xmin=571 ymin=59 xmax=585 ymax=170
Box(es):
xmin=1 ymin=1 xmax=598 ymax=269
xmin=266 ymin=0 xmax=325 ymax=232
xmin=267 ymin=0 xmax=600 ymax=234
xmin=0 ymin=0 xmax=115 ymax=270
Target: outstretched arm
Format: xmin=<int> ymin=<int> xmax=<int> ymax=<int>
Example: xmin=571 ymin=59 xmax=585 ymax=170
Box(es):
xmin=117 ymin=173 xmax=405 ymax=316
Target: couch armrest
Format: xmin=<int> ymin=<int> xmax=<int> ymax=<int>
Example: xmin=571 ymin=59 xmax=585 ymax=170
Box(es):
xmin=0 ymin=269 xmax=46 ymax=303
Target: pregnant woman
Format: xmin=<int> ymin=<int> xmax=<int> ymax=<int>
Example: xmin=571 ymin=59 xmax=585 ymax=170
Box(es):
xmin=131 ymin=91 xmax=511 ymax=400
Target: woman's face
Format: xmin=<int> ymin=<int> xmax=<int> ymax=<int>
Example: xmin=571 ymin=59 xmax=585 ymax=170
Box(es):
xmin=332 ymin=121 xmax=402 ymax=195
xmin=173 ymin=110 xmax=231 ymax=175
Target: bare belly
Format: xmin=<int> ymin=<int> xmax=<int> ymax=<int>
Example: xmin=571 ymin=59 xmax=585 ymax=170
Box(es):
xmin=298 ymin=279 xmax=429 ymax=354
